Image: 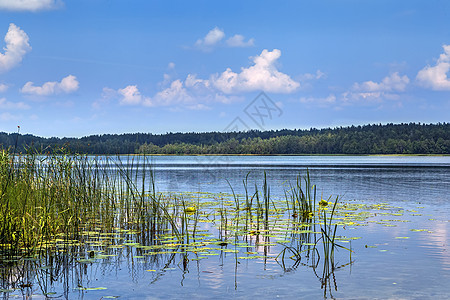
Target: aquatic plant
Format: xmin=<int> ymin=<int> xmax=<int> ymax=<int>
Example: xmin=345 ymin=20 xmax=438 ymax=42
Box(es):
xmin=0 ymin=149 xmax=182 ymax=260
xmin=1 ymin=153 xmax=370 ymax=298
xmin=284 ymin=169 xmax=316 ymax=221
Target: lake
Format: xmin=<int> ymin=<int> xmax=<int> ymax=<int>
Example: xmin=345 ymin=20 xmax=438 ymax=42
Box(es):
xmin=1 ymin=155 xmax=449 ymax=299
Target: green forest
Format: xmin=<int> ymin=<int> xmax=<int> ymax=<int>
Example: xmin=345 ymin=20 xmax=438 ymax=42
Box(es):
xmin=1 ymin=122 xmax=449 ymax=155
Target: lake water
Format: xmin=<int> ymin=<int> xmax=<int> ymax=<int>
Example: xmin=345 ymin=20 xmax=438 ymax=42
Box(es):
xmin=2 ymin=155 xmax=450 ymax=299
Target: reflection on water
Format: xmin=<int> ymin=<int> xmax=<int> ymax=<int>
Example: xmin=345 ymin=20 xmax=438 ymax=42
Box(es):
xmin=1 ymin=155 xmax=449 ymax=299
xmin=152 ymin=156 xmax=449 ymax=208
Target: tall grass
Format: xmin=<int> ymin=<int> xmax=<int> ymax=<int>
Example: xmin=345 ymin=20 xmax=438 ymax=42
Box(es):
xmin=1 ymin=151 xmax=353 ymax=297
xmin=285 ymin=169 xmax=316 ymax=221
xmin=0 ymin=149 xmax=182 ymax=259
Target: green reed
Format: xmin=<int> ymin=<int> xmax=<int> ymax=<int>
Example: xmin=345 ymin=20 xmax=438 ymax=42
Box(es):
xmin=284 ymin=169 xmax=316 ymax=221
xmin=1 ymin=161 xmax=357 ymax=297
xmin=0 ymin=149 xmax=185 ymax=259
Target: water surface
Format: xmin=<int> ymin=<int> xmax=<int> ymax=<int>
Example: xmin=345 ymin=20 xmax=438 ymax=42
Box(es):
xmin=3 ymin=155 xmax=449 ymax=299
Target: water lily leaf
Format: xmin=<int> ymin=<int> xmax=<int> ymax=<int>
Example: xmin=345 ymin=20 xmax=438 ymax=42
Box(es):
xmin=238 ymin=256 xmax=265 ymax=259
xmin=95 ymin=254 xmax=116 ymax=259
xmin=276 ymin=240 xmax=290 ymax=244
xmin=191 ymin=257 xmax=207 ymax=260
xmin=78 ymin=259 xmax=95 ymax=264
xmin=76 ymin=287 xmax=107 ymax=291
xmin=123 ymin=242 xmax=140 ymax=247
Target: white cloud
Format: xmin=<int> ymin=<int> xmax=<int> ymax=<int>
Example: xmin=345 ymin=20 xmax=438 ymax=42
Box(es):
xmin=0 ymin=112 xmax=18 ymax=121
xmin=299 ymin=94 xmax=336 ymax=106
xmin=0 ymin=97 xmax=30 ymax=109
xmin=0 ymin=83 xmax=8 ymax=92
xmin=104 ymin=49 xmax=297 ymax=110
xmin=111 ymin=82 xmax=193 ymax=108
xmin=353 ymin=72 xmax=409 ymax=92
xmin=0 ymin=23 xmax=31 ymax=73
xmin=299 ymin=70 xmax=326 ymax=81
xmin=211 ymin=49 xmax=300 ymax=94
xmin=107 ymin=78 xmax=240 ymax=110
xmin=194 ymin=27 xmax=255 ymax=51
xmin=185 ymin=74 xmax=211 ymax=89
xmin=92 ymin=87 xmax=115 ymax=109
xmin=195 ymin=27 xmax=225 ymax=51
xmin=226 ymin=34 xmax=254 ymax=48
xmin=118 ymin=85 xmax=146 ymax=105
xmin=185 ymin=103 xmax=211 ymax=110
xmin=21 ymin=75 xmax=79 ymax=96
xmin=168 ymin=62 xmax=175 ymax=69
xmin=345 ymin=72 xmax=409 ymax=102
xmin=150 ymin=80 xmax=192 ymax=106
xmin=183 ymin=74 xmax=242 ymax=103
xmin=416 ymin=45 xmax=450 ymax=90
xmin=0 ymin=0 xmax=62 ymax=11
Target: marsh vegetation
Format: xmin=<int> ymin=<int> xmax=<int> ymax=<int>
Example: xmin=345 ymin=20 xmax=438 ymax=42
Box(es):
xmin=0 ymin=151 xmax=448 ymax=298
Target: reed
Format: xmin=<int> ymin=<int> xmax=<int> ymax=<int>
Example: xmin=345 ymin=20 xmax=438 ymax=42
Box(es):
xmin=0 ymin=149 xmax=183 ymax=259
xmin=1 ymin=151 xmax=356 ymax=297
xmin=284 ymin=169 xmax=316 ymax=221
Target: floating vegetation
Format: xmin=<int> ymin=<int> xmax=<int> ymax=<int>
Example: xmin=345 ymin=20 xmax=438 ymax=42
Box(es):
xmin=0 ymin=150 xmax=418 ymax=298
xmin=75 ymin=287 xmax=107 ymax=291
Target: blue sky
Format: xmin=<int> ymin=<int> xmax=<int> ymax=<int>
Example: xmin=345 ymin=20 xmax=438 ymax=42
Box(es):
xmin=0 ymin=0 xmax=449 ymax=137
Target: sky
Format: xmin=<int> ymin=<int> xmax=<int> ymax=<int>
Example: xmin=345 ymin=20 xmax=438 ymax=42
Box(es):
xmin=0 ymin=0 xmax=449 ymax=137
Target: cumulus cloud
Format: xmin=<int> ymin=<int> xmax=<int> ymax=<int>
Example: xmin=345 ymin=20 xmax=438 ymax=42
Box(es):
xmin=0 ymin=83 xmax=8 ymax=92
xmin=226 ymin=34 xmax=254 ymax=48
xmin=21 ymin=75 xmax=79 ymax=96
xmin=103 ymin=49 xmax=297 ymax=110
xmin=195 ymin=27 xmax=225 ymax=51
xmin=194 ymin=27 xmax=255 ymax=51
xmin=114 ymin=81 xmax=193 ymax=108
xmin=0 ymin=97 xmax=30 ymax=110
xmin=297 ymin=73 xmax=409 ymax=109
xmin=353 ymin=72 xmax=409 ymax=92
xmin=211 ymin=49 xmax=300 ymax=94
xmin=151 ymin=80 xmax=192 ymax=106
xmin=0 ymin=23 xmax=31 ymax=73
xmin=416 ymin=45 xmax=450 ymax=90
xmin=117 ymin=85 xmax=146 ymax=105
xmin=344 ymin=72 xmax=409 ymax=102
xmin=185 ymin=74 xmax=211 ymax=90
xmin=105 ymin=78 xmax=239 ymax=110
xmin=0 ymin=0 xmax=62 ymax=11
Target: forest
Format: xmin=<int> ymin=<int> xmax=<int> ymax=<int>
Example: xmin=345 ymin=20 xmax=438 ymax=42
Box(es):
xmin=0 ymin=122 xmax=448 ymax=155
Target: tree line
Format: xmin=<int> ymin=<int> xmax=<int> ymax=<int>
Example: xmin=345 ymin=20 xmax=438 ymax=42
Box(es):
xmin=0 ymin=122 xmax=448 ymax=155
